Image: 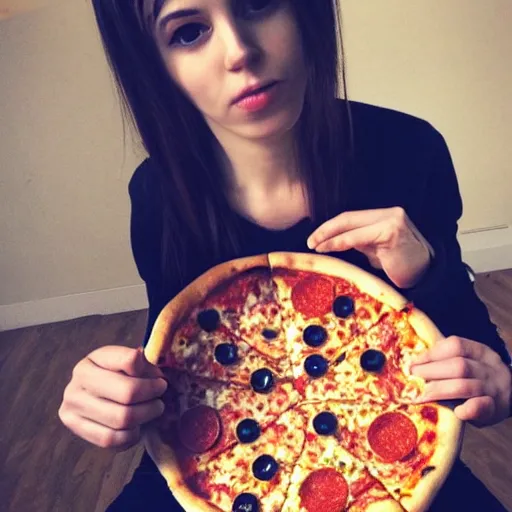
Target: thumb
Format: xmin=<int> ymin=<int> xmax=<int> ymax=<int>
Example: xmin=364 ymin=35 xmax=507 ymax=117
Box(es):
xmin=124 ymin=347 xmax=164 ymax=379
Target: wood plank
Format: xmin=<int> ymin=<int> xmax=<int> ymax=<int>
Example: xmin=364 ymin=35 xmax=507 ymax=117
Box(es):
xmin=0 ymin=311 xmax=147 ymax=512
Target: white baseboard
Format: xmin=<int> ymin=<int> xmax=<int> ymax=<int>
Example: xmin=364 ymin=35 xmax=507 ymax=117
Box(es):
xmin=0 ymin=285 xmax=148 ymax=332
xmin=458 ymin=226 xmax=512 ymax=274
xmin=1 ymin=228 xmax=511 ymax=332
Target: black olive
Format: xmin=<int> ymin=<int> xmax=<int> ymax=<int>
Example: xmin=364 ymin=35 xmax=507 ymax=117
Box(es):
xmin=232 ymin=493 xmax=259 ymax=512
xmin=304 ymin=354 xmax=328 ymax=378
xmin=214 ymin=343 xmax=238 ymax=366
xmin=333 ymin=296 xmax=355 ymax=318
xmin=197 ymin=309 xmax=220 ymax=332
xmin=360 ymin=349 xmax=386 ymax=372
xmin=236 ymin=419 xmax=261 ymax=444
xmin=250 ymin=369 xmax=275 ymax=394
xmin=313 ymin=411 xmax=338 ymax=436
xmin=303 ymin=325 xmax=328 ymax=347
xmin=252 ymin=455 xmax=278 ymax=481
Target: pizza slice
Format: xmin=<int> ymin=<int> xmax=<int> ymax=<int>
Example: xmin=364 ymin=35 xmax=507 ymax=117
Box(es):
xmin=146 ymin=255 xmax=292 ymax=384
xmin=297 ymin=309 xmax=439 ymax=403
xmin=268 ymin=254 xmax=396 ymax=384
xmin=282 ymin=402 xmax=405 ymax=512
xmin=157 ymin=370 xmax=301 ymax=464
xmin=200 ymin=263 xmax=290 ymax=364
xmin=162 ymin=408 xmax=307 ymax=512
xmin=304 ymin=400 xmax=461 ymax=512
xmin=159 ymin=314 xmax=291 ymax=386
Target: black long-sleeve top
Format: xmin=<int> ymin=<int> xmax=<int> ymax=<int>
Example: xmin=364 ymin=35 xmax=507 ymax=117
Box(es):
xmin=128 ymin=100 xmax=511 ymax=367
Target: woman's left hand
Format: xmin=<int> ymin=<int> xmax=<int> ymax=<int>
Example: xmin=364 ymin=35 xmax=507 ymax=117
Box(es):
xmin=411 ymin=336 xmax=512 ymax=427
xmin=307 ymin=207 xmax=433 ymax=289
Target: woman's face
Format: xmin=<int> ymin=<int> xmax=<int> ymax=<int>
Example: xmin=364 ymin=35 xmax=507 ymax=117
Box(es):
xmin=152 ymin=0 xmax=308 ymax=141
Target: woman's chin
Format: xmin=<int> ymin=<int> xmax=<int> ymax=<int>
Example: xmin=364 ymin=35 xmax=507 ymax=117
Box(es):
xmin=231 ymin=108 xmax=302 ymax=142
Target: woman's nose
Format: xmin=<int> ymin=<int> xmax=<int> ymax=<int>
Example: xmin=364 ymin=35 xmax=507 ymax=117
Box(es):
xmin=221 ymin=20 xmax=262 ymax=71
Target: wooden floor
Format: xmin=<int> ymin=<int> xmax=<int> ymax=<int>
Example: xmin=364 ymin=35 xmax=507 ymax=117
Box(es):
xmin=1 ymin=271 xmax=512 ymax=512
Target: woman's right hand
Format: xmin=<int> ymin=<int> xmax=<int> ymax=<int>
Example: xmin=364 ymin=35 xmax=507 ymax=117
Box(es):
xmin=59 ymin=346 xmax=168 ymax=451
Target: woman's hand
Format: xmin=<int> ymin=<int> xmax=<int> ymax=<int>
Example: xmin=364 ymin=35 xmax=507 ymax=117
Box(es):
xmin=411 ymin=336 xmax=512 ymax=427
xmin=307 ymin=207 xmax=433 ymax=289
xmin=59 ymin=346 xmax=167 ymax=451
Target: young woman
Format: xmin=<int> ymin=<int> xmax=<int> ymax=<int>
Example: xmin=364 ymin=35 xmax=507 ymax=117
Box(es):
xmin=59 ymin=1 xmax=511 ymax=510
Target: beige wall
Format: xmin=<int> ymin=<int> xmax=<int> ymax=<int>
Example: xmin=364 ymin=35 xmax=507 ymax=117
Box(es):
xmin=341 ymin=0 xmax=512 ymax=231
xmin=0 ymin=0 xmax=145 ymax=306
xmin=0 ymin=0 xmax=511 ymax=308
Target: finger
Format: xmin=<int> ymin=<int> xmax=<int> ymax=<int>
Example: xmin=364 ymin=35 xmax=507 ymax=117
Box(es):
xmin=412 ymin=336 xmax=502 ymax=368
xmin=415 ymin=378 xmax=491 ymax=403
xmin=74 ymin=359 xmax=168 ymax=404
xmin=307 ymin=209 xmax=392 ymax=249
xmin=61 ymin=410 xmax=141 ymax=450
xmin=88 ymin=345 xmax=163 ymax=378
xmin=411 ymin=357 xmax=488 ymax=382
xmin=67 ymin=386 xmax=165 ymax=430
xmin=313 ymin=222 xmax=387 ymax=254
xmin=454 ymin=396 xmax=495 ymax=424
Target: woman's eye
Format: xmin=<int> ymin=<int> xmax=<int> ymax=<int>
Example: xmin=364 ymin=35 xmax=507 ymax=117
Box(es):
xmin=242 ymin=0 xmax=276 ymax=16
xmin=248 ymin=0 xmax=273 ymax=11
xmin=170 ymin=23 xmax=210 ymax=47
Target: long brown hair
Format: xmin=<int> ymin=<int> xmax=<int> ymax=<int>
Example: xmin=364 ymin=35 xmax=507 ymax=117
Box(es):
xmin=91 ymin=0 xmax=353 ymax=289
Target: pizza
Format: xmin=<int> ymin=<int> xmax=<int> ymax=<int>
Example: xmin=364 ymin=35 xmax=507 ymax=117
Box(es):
xmin=143 ymin=252 xmax=463 ymax=512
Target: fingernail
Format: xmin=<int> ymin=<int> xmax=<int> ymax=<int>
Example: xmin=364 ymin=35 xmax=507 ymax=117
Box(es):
xmin=158 ymin=378 xmax=168 ymax=394
xmin=307 ymin=239 xmax=315 ymax=250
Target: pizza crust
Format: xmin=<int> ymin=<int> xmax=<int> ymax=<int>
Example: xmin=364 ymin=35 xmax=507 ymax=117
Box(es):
xmin=364 ymin=500 xmax=406 ymax=511
xmin=268 ymin=252 xmax=409 ymax=312
xmin=144 ymin=254 xmax=270 ymax=365
xmin=144 ymin=429 xmax=222 ymax=512
xmin=400 ymin=406 xmax=464 ymax=512
xmin=406 ymin=307 xmax=443 ymax=350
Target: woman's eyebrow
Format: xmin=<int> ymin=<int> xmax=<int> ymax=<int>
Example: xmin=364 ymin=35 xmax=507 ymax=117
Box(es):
xmin=158 ymin=8 xmax=200 ymax=30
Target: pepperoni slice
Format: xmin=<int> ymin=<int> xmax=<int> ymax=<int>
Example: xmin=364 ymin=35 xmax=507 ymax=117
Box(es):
xmin=291 ymin=276 xmax=334 ymax=319
xmin=367 ymin=412 xmax=418 ymax=462
xmin=208 ymin=268 xmax=268 ymax=312
xmin=178 ymin=405 xmax=221 ymax=453
xmin=299 ymin=468 xmax=349 ymax=512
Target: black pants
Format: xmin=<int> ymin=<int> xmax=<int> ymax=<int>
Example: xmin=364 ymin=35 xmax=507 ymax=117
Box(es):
xmin=107 ymin=453 xmax=507 ymax=511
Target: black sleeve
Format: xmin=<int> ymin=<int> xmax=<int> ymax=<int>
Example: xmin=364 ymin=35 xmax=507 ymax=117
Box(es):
xmin=402 ymin=125 xmax=511 ymax=365
xmin=128 ymin=160 xmax=179 ymax=347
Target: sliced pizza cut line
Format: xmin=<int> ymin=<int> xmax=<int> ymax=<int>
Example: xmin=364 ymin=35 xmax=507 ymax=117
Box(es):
xmin=332 ymin=309 xmax=439 ymax=405
xmin=146 ymin=254 xmax=268 ymax=358
xmin=158 ymin=369 xmax=302 ymax=463
xmin=282 ymin=401 xmax=406 ymax=512
xmin=301 ymin=400 xmax=462 ymax=512
xmin=270 ymin=265 xmax=392 ymax=344
xmin=267 ymin=255 xmax=401 ymax=391
xmin=200 ymin=263 xmax=293 ymax=365
xmin=159 ymin=317 xmax=294 ymax=388
xmin=155 ymin=407 xmax=308 ymax=512
xmin=146 ymin=254 xmax=293 ymax=381
xmin=296 ymin=307 xmax=440 ymax=405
